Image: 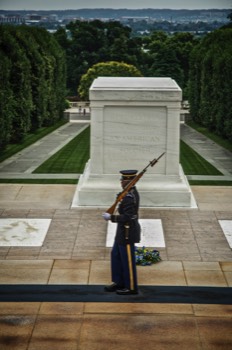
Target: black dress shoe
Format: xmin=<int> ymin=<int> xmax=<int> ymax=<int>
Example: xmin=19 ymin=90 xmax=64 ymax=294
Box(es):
xmin=116 ymin=288 xmax=138 ymax=295
xmin=104 ymin=283 xmax=124 ymax=292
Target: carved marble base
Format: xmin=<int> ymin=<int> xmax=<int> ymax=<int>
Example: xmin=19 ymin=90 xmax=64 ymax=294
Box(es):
xmin=72 ymin=161 xmax=196 ymax=208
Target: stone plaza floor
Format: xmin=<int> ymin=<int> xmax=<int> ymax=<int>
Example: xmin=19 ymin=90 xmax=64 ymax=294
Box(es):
xmin=0 ymin=184 xmax=232 ymax=350
xmin=0 ymin=120 xmax=231 ymax=349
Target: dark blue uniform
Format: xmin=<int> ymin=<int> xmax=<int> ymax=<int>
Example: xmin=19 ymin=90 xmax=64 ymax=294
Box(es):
xmin=110 ymin=186 xmax=141 ymax=292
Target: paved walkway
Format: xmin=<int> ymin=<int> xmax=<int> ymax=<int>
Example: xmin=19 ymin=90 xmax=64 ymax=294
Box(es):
xmin=181 ymin=123 xmax=232 ymax=178
xmin=0 ymin=121 xmax=232 ymax=349
xmin=0 ymin=122 xmax=89 ymax=178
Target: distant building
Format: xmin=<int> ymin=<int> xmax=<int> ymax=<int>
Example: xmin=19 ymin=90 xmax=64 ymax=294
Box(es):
xmin=0 ymin=14 xmax=25 ymax=24
xmin=27 ymin=14 xmax=43 ymax=21
xmin=24 ymin=13 xmax=46 ymax=26
xmin=49 ymin=14 xmax=59 ymax=21
xmin=121 ymin=16 xmax=151 ymax=23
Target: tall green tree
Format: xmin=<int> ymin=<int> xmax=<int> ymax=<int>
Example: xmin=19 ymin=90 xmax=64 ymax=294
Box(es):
xmin=30 ymin=27 xmax=66 ymax=125
xmin=0 ymin=52 xmax=15 ymax=149
xmin=143 ymin=31 xmax=197 ymax=97
xmin=0 ymin=26 xmax=33 ymax=143
xmin=150 ymin=44 xmax=184 ymax=88
xmin=0 ymin=25 xmax=66 ymax=151
xmin=56 ymin=20 xmax=143 ymax=95
xmin=78 ymin=61 xmax=143 ymax=100
xmin=9 ymin=26 xmax=47 ymax=131
xmin=189 ymin=28 xmax=232 ymax=141
xmin=168 ymin=32 xmax=198 ymax=97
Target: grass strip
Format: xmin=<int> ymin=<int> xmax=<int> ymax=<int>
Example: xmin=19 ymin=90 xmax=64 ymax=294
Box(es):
xmin=0 ymin=120 xmax=67 ymax=163
xmin=33 ymin=126 xmax=90 ymax=174
xmin=180 ymin=140 xmax=222 ymax=175
xmin=0 ymin=179 xmax=78 ymax=184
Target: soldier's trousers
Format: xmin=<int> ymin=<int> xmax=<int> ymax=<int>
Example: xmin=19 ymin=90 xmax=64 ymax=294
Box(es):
xmin=111 ymin=241 xmax=138 ymax=291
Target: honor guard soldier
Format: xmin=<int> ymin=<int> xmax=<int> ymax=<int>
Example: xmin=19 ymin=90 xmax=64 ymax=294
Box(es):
xmin=102 ymin=170 xmax=141 ymax=295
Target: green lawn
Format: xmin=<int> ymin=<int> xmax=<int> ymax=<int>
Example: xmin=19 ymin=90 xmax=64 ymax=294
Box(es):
xmin=0 ymin=179 xmax=77 ymax=184
xmin=33 ymin=126 xmax=90 ymax=174
xmin=180 ymin=140 xmax=222 ymax=175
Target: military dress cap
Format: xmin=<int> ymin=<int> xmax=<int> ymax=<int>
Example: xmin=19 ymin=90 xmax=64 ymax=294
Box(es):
xmin=120 ymin=170 xmax=138 ymax=180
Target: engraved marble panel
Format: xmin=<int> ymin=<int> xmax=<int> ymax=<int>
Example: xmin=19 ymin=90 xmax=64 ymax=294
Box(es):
xmin=106 ymin=219 xmax=165 ymax=248
xmin=0 ymin=219 xmax=51 ymax=246
xmin=102 ymin=106 xmax=166 ymax=173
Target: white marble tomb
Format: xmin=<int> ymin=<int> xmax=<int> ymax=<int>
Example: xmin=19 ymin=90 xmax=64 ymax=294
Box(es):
xmin=72 ymin=77 xmax=196 ymax=208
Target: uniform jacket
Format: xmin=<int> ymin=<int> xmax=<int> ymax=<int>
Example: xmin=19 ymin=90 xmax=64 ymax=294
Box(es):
xmin=111 ymin=186 xmax=141 ymax=245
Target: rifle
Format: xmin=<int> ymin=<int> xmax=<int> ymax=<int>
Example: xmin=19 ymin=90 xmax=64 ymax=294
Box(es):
xmin=106 ymin=152 xmax=165 ymax=215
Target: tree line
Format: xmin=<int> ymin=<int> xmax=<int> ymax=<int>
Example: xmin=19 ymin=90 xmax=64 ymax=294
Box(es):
xmin=54 ymin=20 xmax=197 ymax=99
xmin=0 ymin=17 xmax=231 ymax=151
xmin=57 ymin=19 xmax=232 ymax=141
xmin=0 ymin=25 xmax=66 ymax=150
xmin=189 ymin=26 xmax=232 ymax=141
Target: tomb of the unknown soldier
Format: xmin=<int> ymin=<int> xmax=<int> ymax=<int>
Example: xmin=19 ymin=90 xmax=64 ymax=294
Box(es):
xmin=72 ymin=77 xmax=195 ymax=208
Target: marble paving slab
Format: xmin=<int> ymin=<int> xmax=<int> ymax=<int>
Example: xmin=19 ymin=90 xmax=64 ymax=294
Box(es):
xmin=0 ymin=219 xmax=51 ymax=246
xmin=219 ymin=220 xmax=232 ymax=248
xmin=106 ymin=219 xmax=165 ymax=248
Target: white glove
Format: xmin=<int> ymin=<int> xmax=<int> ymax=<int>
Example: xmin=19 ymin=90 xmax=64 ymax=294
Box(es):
xmin=102 ymin=212 xmax=111 ymax=221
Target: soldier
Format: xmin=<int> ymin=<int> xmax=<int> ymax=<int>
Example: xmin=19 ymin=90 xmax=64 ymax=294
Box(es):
xmin=102 ymin=170 xmax=141 ymax=295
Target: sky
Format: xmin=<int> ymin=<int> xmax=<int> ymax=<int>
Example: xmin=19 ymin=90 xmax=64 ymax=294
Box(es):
xmin=0 ymin=0 xmax=231 ymax=11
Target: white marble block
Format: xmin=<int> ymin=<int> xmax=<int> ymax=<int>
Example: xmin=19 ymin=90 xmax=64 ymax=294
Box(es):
xmin=0 ymin=219 xmax=51 ymax=246
xmin=72 ymin=77 xmax=195 ymax=208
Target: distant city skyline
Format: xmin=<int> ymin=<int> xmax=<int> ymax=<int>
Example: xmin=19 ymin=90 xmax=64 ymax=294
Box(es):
xmin=1 ymin=0 xmax=231 ymax=10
